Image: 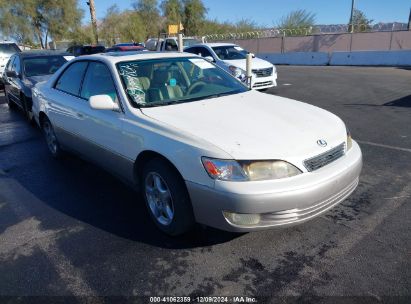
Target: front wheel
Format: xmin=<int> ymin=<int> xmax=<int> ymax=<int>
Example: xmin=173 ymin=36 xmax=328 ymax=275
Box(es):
xmin=142 ymin=158 xmax=195 ymax=236
xmin=42 ymin=117 xmax=63 ymax=159
xmin=22 ymin=96 xmax=34 ymax=124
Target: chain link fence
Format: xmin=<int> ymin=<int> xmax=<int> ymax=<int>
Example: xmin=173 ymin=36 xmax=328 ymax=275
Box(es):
xmin=203 ymin=23 xmax=409 ymax=41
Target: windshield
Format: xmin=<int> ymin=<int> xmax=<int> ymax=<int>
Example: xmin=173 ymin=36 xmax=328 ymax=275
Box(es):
xmin=0 ymin=43 xmax=20 ymax=55
xmin=212 ymin=46 xmax=248 ymax=60
xmin=183 ymin=39 xmax=201 ymax=47
xmin=117 ymin=57 xmax=248 ymax=108
xmin=23 ymin=56 xmax=68 ymax=77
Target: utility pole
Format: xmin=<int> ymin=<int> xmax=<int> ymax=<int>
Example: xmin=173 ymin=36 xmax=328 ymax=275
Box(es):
xmin=87 ymin=0 xmax=99 ymax=44
xmin=408 ymin=7 xmax=411 ymax=31
xmin=349 ymin=0 xmax=356 ymax=33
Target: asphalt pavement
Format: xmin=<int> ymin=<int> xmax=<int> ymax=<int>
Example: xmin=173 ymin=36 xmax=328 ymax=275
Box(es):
xmin=0 ymin=66 xmax=410 ymax=303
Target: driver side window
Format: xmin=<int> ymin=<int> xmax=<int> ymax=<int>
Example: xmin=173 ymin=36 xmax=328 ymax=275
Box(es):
xmin=80 ymin=62 xmax=118 ymax=102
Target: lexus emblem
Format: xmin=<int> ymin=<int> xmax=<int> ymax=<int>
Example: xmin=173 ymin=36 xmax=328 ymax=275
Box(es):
xmin=317 ymin=139 xmax=327 ymax=147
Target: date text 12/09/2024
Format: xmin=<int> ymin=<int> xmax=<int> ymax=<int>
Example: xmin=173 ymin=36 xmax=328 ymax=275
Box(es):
xmin=149 ymin=296 xmax=257 ymax=303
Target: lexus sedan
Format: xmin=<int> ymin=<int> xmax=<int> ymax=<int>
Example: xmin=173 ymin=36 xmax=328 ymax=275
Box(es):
xmin=3 ymin=51 xmax=74 ymax=122
xmin=185 ymin=43 xmax=277 ymax=90
xmin=32 ymin=52 xmax=362 ymax=236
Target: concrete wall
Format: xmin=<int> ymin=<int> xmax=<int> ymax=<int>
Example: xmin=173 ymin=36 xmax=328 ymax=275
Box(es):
xmin=257 ymin=50 xmax=411 ymax=66
xmin=215 ymin=31 xmax=411 ymax=53
xmin=259 ymin=52 xmax=330 ymax=66
xmin=329 ymin=50 xmax=411 ymax=66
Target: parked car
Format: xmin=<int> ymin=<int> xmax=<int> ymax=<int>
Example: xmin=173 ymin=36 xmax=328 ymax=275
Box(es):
xmin=105 ymin=45 xmax=147 ymax=52
xmin=145 ymin=37 xmax=201 ymax=51
xmin=185 ymin=43 xmax=277 ymax=90
xmin=3 ymin=51 xmax=74 ymax=121
xmin=114 ymin=42 xmax=145 ymax=48
xmin=66 ymin=45 xmax=105 ymax=57
xmin=32 ymin=52 xmax=362 ymax=236
xmin=0 ymin=41 xmax=21 ymax=87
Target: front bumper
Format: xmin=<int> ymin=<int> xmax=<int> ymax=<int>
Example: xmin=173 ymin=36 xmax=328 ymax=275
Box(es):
xmin=186 ymin=141 xmax=362 ymax=232
xmin=251 ymin=72 xmax=277 ymax=90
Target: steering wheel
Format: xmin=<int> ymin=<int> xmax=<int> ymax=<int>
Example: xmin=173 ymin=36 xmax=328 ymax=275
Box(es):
xmin=187 ymin=81 xmax=207 ymax=95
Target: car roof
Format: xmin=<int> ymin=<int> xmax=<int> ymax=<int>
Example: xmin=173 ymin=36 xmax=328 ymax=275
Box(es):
xmin=85 ymin=51 xmax=200 ymax=64
xmin=17 ymin=51 xmax=72 ymax=58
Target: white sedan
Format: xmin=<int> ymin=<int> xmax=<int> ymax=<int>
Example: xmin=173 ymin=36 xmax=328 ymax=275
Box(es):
xmin=32 ymin=52 xmax=362 ymax=236
xmin=185 ymin=43 xmax=277 ymax=90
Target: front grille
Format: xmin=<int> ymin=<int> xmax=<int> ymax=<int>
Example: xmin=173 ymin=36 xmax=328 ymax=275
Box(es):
xmin=253 ymin=81 xmax=273 ymax=88
xmin=252 ymin=67 xmax=273 ymax=78
xmin=304 ymin=143 xmax=345 ymax=172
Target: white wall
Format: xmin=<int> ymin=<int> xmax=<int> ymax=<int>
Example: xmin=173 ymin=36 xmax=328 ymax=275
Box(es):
xmin=257 ymin=50 xmax=411 ymax=66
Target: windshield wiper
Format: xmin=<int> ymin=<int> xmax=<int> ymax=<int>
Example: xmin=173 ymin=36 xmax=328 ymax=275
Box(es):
xmin=139 ymin=100 xmax=180 ymax=108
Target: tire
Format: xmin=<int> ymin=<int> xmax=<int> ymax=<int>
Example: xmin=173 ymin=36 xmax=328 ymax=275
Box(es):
xmin=22 ymin=95 xmax=34 ymax=124
xmin=142 ymin=158 xmax=195 ymax=236
xmin=41 ymin=117 xmax=63 ymax=159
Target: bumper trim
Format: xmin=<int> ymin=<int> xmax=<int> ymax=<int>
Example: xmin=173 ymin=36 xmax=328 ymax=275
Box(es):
xmin=223 ymin=177 xmax=359 ymax=229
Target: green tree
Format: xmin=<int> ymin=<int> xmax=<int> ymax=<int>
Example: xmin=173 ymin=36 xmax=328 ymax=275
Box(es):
xmin=235 ymin=19 xmax=260 ymax=33
xmin=349 ymin=8 xmax=374 ymax=32
xmin=100 ymin=5 xmax=147 ymax=45
xmin=161 ymin=0 xmax=183 ymax=25
xmin=133 ymin=0 xmax=160 ymax=38
xmin=183 ymin=0 xmax=207 ymax=36
xmin=0 ymin=0 xmax=83 ymax=48
xmin=278 ymin=9 xmax=316 ymax=36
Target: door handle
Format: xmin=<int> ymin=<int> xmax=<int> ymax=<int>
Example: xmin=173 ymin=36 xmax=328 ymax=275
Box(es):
xmin=76 ymin=112 xmax=84 ymax=118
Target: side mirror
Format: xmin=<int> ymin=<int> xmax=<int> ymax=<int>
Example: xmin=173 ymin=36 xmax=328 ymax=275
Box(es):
xmin=6 ymin=70 xmax=18 ymax=78
xmin=205 ymin=56 xmax=214 ymax=62
xmin=89 ymin=95 xmax=120 ymax=111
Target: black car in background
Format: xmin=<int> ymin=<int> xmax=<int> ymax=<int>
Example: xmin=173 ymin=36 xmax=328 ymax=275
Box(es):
xmin=66 ymin=45 xmax=106 ymax=57
xmin=3 ymin=51 xmax=73 ymax=122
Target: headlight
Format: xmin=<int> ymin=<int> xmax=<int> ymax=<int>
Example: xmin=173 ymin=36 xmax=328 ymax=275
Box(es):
xmin=347 ymin=129 xmax=353 ymax=150
xmin=202 ymin=158 xmax=247 ymax=181
xmin=202 ymin=157 xmax=301 ymax=181
xmin=228 ymin=66 xmax=245 ymax=79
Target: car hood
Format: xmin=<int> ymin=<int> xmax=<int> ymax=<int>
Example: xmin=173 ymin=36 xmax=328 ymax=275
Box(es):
xmin=141 ymin=91 xmax=347 ymax=163
xmin=223 ymin=57 xmax=274 ymax=71
xmin=24 ymin=75 xmax=52 ymax=88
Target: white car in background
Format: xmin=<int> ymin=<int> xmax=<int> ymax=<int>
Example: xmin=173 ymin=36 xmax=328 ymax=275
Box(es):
xmin=0 ymin=42 xmax=21 ymax=85
xmin=185 ymin=43 xmax=277 ymax=90
xmin=32 ymin=52 xmax=362 ymax=236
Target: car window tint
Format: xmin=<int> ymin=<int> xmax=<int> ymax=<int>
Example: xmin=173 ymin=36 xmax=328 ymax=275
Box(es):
xmin=81 ymin=62 xmax=117 ymax=102
xmin=6 ymin=56 xmax=15 ymax=72
xmin=165 ymin=39 xmax=178 ymax=51
xmin=23 ymin=56 xmax=68 ymax=77
xmin=11 ymin=56 xmax=21 ymax=74
xmin=199 ymin=47 xmax=212 ymax=58
xmin=55 ymin=61 xmax=88 ymax=96
xmin=0 ymin=43 xmax=20 ymax=54
xmin=185 ymin=47 xmax=198 ymax=55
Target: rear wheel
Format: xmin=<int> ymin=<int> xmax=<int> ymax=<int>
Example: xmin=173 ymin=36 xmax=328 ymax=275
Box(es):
xmin=142 ymin=158 xmax=195 ymax=236
xmin=42 ymin=117 xmax=63 ymax=159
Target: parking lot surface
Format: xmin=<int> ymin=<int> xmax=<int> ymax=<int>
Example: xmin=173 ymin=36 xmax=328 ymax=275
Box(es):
xmin=0 ymin=66 xmax=410 ymax=301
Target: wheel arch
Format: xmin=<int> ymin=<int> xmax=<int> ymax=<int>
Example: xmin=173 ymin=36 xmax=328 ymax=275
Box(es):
xmin=38 ymin=111 xmax=48 ymax=127
xmin=133 ymin=150 xmax=185 ymax=187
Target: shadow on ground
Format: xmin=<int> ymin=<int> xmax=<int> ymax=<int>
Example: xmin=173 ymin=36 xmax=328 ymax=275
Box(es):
xmin=344 ymin=94 xmax=411 ymax=108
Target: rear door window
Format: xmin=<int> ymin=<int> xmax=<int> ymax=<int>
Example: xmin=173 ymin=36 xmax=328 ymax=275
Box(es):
xmin=55 ymin=61 xmax=88 ymax=96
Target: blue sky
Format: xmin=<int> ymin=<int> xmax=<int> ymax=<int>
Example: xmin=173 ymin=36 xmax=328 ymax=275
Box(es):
xmin=81 ymin=0 xmax=411 ymax=26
